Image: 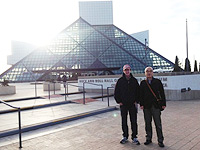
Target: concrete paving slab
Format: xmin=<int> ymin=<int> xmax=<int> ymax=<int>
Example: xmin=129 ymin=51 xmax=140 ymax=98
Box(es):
xmin=0 ymin=100 xmax=200 ymax=149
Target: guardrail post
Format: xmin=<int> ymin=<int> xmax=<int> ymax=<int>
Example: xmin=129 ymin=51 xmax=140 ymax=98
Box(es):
xmin=101 ymin=85 xmax=103 ymax=101
xmin=83 ymin=82 xmax=85 ymax=104
xmin=107 ymin=87 xmax=110 ymax=107
xmin=35 ymin=81 xmax=37 ymax=97
xmin=67 ymin=81 xmax=68 ymax=96
xmin=18 ymin=108 xmax=22 ymax=148
xmin=64 ymin=83 xmax=67 ymax=101
xmin=48 ymin=84 xmax=50 ymax=99
xmin=53 ymin=82 xmax=55 ymax=95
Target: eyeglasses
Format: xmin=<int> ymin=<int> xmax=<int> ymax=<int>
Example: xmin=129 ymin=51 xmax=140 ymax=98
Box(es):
xmin=124 ymin=69 xmax=131 ymax=71
xmin=146 ymin=70 xmax=153 ymax=72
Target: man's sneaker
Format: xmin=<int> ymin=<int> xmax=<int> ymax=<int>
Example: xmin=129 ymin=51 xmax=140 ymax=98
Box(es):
xmin=133 ymin=138 xmax=140 ymax=145
xmin=120 ymin=137 xmax=128 ymax=144
xmin=158 ymin=142 xmax=165 ymax=147
xmin=144 ymin=140 xmax=152 ymax=145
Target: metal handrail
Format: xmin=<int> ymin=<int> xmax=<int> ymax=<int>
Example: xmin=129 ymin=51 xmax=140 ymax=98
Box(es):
xmin=67 ymin=82 xmax=83 ymax=88
xmin=83 ymin=82 xmax=103 ymax=104
xmin=62 ymin=82 xmax=83 ymax=101
xmin=107 ymin=87 xmax=114 ymax=107
xmin=0 ymin=99 xmax=22 ymax=148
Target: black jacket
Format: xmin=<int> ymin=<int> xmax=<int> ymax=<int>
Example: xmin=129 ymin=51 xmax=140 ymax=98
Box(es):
xmin=140 ymin=77 xmax=166 ymax=109
xmin=114 ymin=73 xmax=140 ymax=106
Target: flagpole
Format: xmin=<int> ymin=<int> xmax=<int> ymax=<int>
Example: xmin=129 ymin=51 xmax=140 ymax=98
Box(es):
xmin=186 ymin=19 xmax=189 ymax=71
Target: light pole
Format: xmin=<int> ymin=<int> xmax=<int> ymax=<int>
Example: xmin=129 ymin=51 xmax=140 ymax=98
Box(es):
xmin=186 ymin=19 xmax=189 ymax=72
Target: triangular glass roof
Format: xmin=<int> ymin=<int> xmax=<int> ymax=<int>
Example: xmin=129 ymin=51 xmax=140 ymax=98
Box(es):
xmin=0 ymin=17 xmax=174 ymax=82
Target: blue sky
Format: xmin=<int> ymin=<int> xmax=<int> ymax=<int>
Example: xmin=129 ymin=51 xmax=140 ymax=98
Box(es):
xmin=0 ymin=0 xmax=200 ymax=73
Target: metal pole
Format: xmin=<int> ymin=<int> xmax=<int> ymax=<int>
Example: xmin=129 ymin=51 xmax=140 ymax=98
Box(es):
xmin=83 ymin=83 xmax=85 ymax=104
xmin=35 ymin=81 xmax=37 ymax=97
xmin=48 ymin=84 xmax=50 ymax=99
xmin=64 ymin=83 xmax=66 ymax=101
xmin=186 ymin=19 xmax=189 ymax=72
xmin=107 ymin=87 xmax=110 ymax=107
xmin=54 ymin=82 xmax=55 ymax=95
xmin=18 ymin=108 xmax=22 ymax=148
xmin=101 ymin=85 xmax=103 ymax=101
xmin=67 ymin=81 xmax=68 ymax=96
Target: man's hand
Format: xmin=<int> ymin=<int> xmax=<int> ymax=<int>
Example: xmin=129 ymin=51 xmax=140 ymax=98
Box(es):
xmin=119 ymin=103 xmax=123 ymax=106
xmin=162 ymin=106 xmax=166 ymax=110
xmin=140 ymin=106 xmax=144 ymax=109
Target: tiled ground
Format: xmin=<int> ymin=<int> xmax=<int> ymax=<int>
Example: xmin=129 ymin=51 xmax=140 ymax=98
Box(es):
xmin=1 ymin=100 xmax=200 ymax=150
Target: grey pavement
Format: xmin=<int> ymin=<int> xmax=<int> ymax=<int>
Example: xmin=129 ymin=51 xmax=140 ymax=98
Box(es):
xmin=0 ymin=94 xmax=115 ymax=132
xmin=0 ymin=83 xmax=200 ymax=149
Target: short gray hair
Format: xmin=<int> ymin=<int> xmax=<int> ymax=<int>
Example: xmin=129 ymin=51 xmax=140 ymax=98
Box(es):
xmin=144 ymin=67 xmax=153 ymax=72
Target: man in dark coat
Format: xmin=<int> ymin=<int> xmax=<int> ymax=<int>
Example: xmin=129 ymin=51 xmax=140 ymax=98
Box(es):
xmin=140 ymin=67 xmax=166 ymax=147
xmin=114 ymin=64 xmax=140 ymax=145
xmin=62 ymin=74 xmax=67 ymax=88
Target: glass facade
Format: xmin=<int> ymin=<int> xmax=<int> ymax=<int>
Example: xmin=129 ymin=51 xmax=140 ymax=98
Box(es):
xmin=0 ymin=18 xmax=174 ymax=82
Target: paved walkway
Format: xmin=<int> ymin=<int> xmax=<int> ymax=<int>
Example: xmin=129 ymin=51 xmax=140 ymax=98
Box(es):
xmin=0 ymin=93 xmax=115 ymax=132
xmin=1 ymin=99 xmax=200 ymax=150
xmin=0 ymin=83 xmax=200 ymax=149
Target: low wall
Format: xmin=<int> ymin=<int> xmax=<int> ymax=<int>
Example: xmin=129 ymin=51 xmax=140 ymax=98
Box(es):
xmin=78 ymin=74 xmax=200 ymax=101
xmin=165 ymin=90 xmax=200 ymax=100
xmin=79 ymin=88 xmax=200 ymax=101
xmin=43 ymin=82 xmax=61 ymax=91
xmin=0 ymin=86 xmax=16 ymax=95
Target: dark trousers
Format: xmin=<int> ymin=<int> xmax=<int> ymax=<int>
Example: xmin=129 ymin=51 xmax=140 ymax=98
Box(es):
xmin=120 ymin=104 xmax=138 ymax=139
xmin=143 ymin=105 xmax=164 ymax=143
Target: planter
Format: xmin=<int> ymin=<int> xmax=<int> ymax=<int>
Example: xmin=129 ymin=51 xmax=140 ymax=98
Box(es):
xmin=0 ymin=86 xmax=16 ymax=95
xmin=43 ymin=82 xmax=61 ymax=91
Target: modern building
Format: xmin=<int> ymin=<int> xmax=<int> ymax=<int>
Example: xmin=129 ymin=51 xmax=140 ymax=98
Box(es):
xmin=131 ymin=30 xmax=149 ymax=45
xmin=0 ymin=18 xmax=174 ymax=82
xmin=7 ymin=41 xmax=36 ymax=65
xmin=80 ymin=1 xmax=148 ymax=45
xmin=79 ymin=1 xmax=113 ymax=25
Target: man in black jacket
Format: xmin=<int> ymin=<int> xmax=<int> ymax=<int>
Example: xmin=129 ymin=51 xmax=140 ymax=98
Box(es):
xmin=114 ymin=64 xmax=140 ymax=145
xmin=140 ymin=67 xmax=166 ymax=147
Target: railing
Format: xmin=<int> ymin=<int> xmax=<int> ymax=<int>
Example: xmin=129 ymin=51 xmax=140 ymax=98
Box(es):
xmin=64 ymin=82 xmax=83 ymax=101
xmin=0 ymin=99 xmax=22 ymax=148
xmin=83 ymin=82 xmax=103 ymax=104
xmin=47 ymin=82 xmax=57 ymax=99
xmin=107 ymin=87 xmax=114 ymax=107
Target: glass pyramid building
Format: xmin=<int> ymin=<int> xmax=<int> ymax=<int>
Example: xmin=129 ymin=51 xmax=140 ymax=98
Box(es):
xmin=0 ymin=18 xmax=174 ymax=82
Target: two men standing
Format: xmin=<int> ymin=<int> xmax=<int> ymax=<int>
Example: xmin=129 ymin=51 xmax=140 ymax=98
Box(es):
xmin=114 ymin=65 xmax=166 ymax=148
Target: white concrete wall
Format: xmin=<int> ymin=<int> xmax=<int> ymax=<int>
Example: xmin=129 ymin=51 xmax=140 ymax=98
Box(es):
xmin=78 ymin=74 xmax=200 ymax=100
xmin=78 ymin=74 xmax=200 ymax=90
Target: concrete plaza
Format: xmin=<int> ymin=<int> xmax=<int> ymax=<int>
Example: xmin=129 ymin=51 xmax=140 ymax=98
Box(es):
xmin=0 ymin=83 xmax=200 ymax=150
